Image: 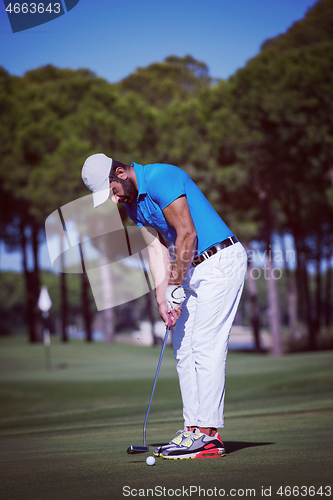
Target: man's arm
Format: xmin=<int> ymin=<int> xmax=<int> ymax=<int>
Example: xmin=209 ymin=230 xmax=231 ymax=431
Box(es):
xmin=162 ymin=195 xmax=197 ymax=286
xmin=140 ymin=227 xmax=181 ymax=325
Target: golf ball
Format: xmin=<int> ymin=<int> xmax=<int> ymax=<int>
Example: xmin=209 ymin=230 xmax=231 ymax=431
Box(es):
xmin=146 ymin=456 xmax=155 ymax=466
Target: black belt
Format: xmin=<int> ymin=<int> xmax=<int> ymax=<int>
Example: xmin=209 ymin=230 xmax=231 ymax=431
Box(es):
xmin=192 ymin=236 xmax=238 ymax=267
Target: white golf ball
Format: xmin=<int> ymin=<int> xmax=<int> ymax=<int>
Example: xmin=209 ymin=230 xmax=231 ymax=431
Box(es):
xmin=146 ymin=455 xmax=155 ymax=466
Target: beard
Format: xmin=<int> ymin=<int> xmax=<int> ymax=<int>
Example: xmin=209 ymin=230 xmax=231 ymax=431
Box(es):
xmin=116 ymin=177 xmax=138 ymax=204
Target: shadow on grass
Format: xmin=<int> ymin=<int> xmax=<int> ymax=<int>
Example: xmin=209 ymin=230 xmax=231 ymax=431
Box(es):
xmin=224 ymin=441 xmax=275 ymax=454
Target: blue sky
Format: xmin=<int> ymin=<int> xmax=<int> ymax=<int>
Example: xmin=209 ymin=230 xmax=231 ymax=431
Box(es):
xmin=0 ymin=0 xmax=319 ymax=270
xmin=0 ymin=0 xmax=318 ymax=83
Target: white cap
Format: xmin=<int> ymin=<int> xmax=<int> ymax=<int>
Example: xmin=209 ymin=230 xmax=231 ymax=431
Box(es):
xmin=82 ymin=153 xmax=112 ymax=208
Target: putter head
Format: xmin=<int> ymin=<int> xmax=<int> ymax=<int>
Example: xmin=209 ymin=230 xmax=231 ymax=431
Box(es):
xmin=127 ymin=445 xmax=149 ymax=454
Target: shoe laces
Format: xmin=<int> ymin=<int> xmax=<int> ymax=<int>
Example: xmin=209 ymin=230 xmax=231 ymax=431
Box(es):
xmin=177 ymin=427 xmax=190 ymax=436
xmin=170 ymin=427 xmax=192 ymax=445
xmin=181 ymin=428 xmax=204 ymax=447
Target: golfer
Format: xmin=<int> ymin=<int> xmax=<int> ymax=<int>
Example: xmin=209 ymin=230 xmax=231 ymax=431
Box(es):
xmin=82 ymin=153 xmax=247 ymax=460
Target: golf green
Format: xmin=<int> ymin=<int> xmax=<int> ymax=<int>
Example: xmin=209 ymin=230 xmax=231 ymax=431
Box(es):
xmin=0 ymin=337 xmax=332 ymax=499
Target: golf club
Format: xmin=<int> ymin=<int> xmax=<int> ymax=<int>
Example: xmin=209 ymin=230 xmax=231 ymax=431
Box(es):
xmin=127 ymin=314 xmax=172 ymax=454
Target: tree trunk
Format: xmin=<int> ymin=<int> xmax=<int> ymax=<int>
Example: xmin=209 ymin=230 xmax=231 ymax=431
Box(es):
xmin=82 ymin=271 xmax=92 ymax=342
xmin=31 ymin=223 xmax=43 ymax=342
xmin=287 ymin=271 xmax=299 ymax=339
xmin=294 ymin=238 xmax=305 ymax=325
xmin=266 ymin=256 xmax=283 ymax=356
xmin=20 ymin=220 xmax=33 ymax=342
xmin=294 ymin=233 xmax=316 ymax=349
xmin=260 ymin=195 xmax=283 ymax=356
xmin=280 ymin=234 xmax=300 ymax=340
xmin=98 ymin=238 xmax=115 ymax=344
xmin=325 ymin=249 xmax=332 ymax=329
xmin=79 ymin=243 xmax=92 ymax=342
xmin=244 ymin=244 xmax=261 ymax=352
xmin=314 ymin=231 xmax=322 ymax=333
xmin=60 ymin=237 xmax=68 ymax=342
xmin=103 ymin=307 xmax=115 ymax=344
xmin=20 ymin=220 xmax=43 ymax=342
xmin=300 ymin=248 xmax=316 ymax=349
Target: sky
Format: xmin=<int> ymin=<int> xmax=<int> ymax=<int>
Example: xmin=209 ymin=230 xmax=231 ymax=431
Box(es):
xmin=0 ymin=0 xmax=319 ymax=271
xmin=0 ymin=0 xmax=318 ymax=83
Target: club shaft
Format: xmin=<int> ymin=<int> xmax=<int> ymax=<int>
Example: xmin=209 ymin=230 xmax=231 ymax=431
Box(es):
xmin=143 ymin=325 xmax=171 ymax=447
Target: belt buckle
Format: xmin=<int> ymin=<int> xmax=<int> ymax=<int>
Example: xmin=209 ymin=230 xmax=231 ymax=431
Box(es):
xmin=202 ymin=250 xmax=210 ymax=261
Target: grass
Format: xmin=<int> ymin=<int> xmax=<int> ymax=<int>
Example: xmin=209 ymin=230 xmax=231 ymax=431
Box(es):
xmin=0 ymin=336 xmax=332 ymax=500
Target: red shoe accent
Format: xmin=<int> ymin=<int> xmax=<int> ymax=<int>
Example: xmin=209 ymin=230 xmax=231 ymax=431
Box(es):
xmin=204 ymin=443 xmax=215 ymax=449
xmin=195 ymin=449 xmax=223 ymax=459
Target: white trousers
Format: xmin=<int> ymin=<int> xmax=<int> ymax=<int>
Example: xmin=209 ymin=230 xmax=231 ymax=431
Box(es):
xmin=173 ymin=242 xmax=247 ymax=429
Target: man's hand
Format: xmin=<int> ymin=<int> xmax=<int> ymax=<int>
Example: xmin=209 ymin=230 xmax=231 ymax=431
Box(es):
xmin=159 ymin=285 xmax=185 ymax=327
xmin=165 ymin=285 xmax=186 ymax=311
xmin=159 ymin=301 xmax=182 ymax=327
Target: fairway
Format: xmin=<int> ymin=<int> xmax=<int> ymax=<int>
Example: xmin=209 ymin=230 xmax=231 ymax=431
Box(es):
xmin=0 ymin=337 xmax=332 ymax=500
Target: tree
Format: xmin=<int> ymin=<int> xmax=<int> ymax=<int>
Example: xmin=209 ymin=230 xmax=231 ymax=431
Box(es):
xmin=261 ymin=0 xmax=333 ymax=53
xmin=228 ymin=41 xmax=333 ymax=349
xmin=0 ymin=65 xmax=160 ymax=341
xmin=117 ymin=55 xmax=211 ymax=108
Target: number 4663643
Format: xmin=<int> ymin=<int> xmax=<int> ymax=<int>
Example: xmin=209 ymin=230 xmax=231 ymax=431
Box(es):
xmin=276 ymin=485 xmax=331 ymax=497
xmin=5 ymin=3 xmax=61 ymax=14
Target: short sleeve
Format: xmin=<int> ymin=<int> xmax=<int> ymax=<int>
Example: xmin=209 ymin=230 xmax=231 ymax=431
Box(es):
xmin=147 ymin=164 xmax=186 ymax=210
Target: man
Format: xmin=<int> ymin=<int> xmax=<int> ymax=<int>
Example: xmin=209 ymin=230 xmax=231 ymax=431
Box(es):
xmin=82 ymin=153 xmax=247 ymax=460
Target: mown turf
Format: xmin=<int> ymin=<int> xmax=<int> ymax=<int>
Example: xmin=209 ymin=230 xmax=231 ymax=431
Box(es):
xmin=0 ymin=337 xmax=332 ymax=500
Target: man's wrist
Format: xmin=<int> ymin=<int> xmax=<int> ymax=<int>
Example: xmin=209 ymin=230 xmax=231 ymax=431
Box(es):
xmin=155 ymin=292 xmax=167 ymax=306
xmin=169 ymin=266 xmax=184 ymax=286
xmin=157 ymin=298 xmax=167 ymax=307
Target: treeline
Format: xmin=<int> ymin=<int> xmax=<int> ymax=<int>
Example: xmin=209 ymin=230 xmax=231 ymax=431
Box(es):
xmin=0 ymin=271 xmax=154 ymax=340
xmin=1 ymin=265 xmax=331 ymax=352
xmin=1 ymin=0 xmax=333 ymax=352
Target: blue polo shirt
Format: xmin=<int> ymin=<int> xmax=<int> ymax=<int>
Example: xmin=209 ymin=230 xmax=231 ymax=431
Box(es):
xmin=125 ymin=163 xmax=233 ymax=255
